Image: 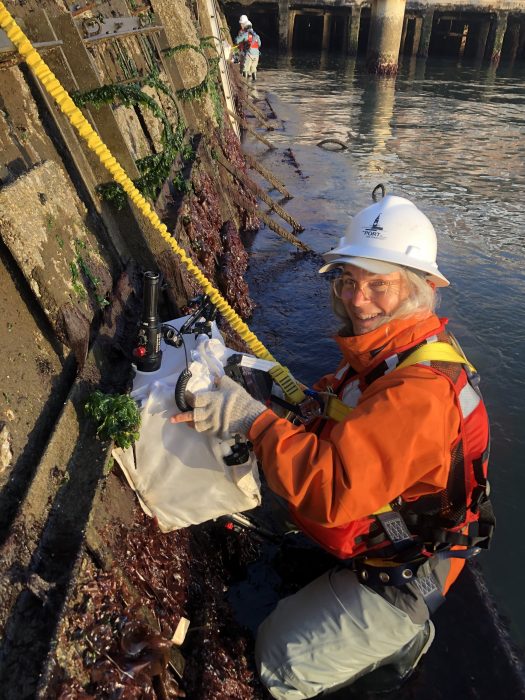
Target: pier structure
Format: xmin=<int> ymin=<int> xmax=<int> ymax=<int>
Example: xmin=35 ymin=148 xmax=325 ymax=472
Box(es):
xmin=224 ymin=0 xmax=525 ymax=71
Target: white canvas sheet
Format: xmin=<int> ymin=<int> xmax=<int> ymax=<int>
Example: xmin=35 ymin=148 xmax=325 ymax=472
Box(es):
xmin=113 ymin=318 xmax=261 ymax=531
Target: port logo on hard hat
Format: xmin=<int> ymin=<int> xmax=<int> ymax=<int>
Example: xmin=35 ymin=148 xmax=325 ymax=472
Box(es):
xmin=363 ymin=215 xmax=385 ymax=239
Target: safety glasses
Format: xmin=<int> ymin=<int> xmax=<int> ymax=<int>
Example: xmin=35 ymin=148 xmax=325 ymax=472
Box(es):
xmin=332 ymin=276 xmax=401 ymax=300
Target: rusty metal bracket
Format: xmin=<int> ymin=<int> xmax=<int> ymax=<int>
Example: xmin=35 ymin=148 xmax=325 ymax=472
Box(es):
xmin=77 ymin=16 xmax=163 ymax=43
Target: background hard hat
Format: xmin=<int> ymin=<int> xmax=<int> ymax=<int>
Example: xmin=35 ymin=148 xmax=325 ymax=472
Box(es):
xmin=319 ymin=194 xmax=449 ymax=287
xmin=239 ymin=14 xmax=250 ymax=24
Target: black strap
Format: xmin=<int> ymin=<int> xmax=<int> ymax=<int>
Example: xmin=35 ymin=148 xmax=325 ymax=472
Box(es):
xmin=269 ymin=393 xmax=302 ymax=416
xmin=470 ymin=444 xmax=490 ymax=513
xmin=402 ymin=497 xmax=495 ymax=551
xmin=353 ymin=545 xmax=482 ymax=614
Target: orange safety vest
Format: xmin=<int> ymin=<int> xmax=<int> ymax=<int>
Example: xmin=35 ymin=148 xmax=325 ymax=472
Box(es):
xmin=290 ymin=330 xmax=493 ymax=563
xmin=248 ymin=31 xmax=260 ymax=50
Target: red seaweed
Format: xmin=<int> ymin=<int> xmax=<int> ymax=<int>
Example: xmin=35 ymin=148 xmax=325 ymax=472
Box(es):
xmin=50 ymin=504 xmax=268 ymax=699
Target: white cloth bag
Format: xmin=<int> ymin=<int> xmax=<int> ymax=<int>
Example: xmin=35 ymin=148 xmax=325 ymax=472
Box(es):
xmin=113 ymin=318 xmax=261 ymax=532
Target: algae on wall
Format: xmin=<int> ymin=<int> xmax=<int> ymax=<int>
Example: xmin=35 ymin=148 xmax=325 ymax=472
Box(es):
xmin=0 ymin=0 xmax=265 ymax=695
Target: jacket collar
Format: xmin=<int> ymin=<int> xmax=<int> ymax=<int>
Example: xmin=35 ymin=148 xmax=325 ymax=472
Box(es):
xmin=335 ymin=314 xmax=447 ymax=373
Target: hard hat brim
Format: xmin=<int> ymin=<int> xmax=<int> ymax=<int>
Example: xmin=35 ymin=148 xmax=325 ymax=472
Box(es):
xmin=319 ymin=256 xmax=401 ymax=276
xmin=319 ymin=252 xmax=450 ymax=287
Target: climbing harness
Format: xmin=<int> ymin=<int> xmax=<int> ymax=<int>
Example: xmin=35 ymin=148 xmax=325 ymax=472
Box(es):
xmin=290 ymin=332 xmax=494 ymax=613
xmin=0 ymin=3 xmax=307 ymax=407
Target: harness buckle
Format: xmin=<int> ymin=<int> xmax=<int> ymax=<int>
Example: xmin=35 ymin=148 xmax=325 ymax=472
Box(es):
xmin=297 ymin=390 xmax=324 ymax=422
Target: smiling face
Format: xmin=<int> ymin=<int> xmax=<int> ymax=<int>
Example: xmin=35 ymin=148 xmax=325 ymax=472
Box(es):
xmin=335 ymin=264 xmax=409 ymax=335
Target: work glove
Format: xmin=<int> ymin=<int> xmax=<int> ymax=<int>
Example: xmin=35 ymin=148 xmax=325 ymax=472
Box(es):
xmin=172 ymin=375 xmax=267 ymax=439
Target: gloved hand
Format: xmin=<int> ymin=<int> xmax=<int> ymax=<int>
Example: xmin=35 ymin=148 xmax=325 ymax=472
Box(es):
xmin=170 ymin=375 xmax=267 ymax=439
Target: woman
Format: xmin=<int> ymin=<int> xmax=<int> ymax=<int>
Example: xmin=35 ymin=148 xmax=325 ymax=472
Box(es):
xmin=234 ymin=15 xmax=261 ymax=81
xmin=172 ymin=193 xmax=493 ymax=699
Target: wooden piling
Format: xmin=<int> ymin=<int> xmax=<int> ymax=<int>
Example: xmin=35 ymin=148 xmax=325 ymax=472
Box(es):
xmin=244 ymin=153 xmax=291 ymax=199
xmin=216 ymin=154 xmax=303 ymax=232
xmin=226 ymin=108 xmax=275 ymax=149
xmin=322 ymin=13 xmax=333 ymax=51
xmin=490 ymin=11 xmax=509 ymax=65
xmin=417 ymin=9 xmax=434 ymax=58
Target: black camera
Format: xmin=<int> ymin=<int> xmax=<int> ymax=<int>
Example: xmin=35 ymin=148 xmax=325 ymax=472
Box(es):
xmin=224 ymin=354 xmax=274 ymax=405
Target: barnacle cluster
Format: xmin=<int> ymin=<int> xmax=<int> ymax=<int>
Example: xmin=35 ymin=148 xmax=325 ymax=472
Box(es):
xmin=219 ymin=220 xmax=254 ymax=320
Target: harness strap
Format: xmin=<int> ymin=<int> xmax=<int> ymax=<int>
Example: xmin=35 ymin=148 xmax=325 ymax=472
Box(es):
xmin=470 ymin=445 xmax=490 ymax=512
xmin=410 ymin=573 xmax=445 ymax=614
xmin=353 ymin=545 xmax=482 ymax=614
xmin=375 ymin=511 xmax=414 ymax=550
xmin=397 ymin=342 xmax=476 ymax=373
xmin=323 ymin=340 xmax=474 ymax=424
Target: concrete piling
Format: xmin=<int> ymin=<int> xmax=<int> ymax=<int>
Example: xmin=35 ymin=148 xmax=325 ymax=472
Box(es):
xmin=347 ymin=6 xmax=361 ymax=56
xmin=417 ymin=9 xmax=434 ymax=58
xmin=367 ymin=0 xmax=407 ymax=74
xmin=490 ymin=11 xmax=509 ymax=65
xmin=322 ymin=12 xmax=333 ymax=51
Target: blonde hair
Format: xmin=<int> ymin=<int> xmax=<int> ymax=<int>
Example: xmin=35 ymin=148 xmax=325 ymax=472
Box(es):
xmin=330 ymin=267 xmax=437 ymax=332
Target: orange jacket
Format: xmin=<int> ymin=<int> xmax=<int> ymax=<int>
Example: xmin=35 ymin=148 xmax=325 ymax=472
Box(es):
xmin=248 ymin=313 xmax=466 ymax=591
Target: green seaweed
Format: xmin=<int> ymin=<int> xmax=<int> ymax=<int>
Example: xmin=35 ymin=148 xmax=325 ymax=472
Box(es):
xmin=85 ymin=390 xmax=141 ymax=449
xmin=70 ymin=260 xmax=88 ymax=301
xmin=72 ymin=77 xmax=191 ymax=208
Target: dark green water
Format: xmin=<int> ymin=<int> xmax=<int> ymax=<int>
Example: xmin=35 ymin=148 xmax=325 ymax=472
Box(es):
xmin=244 ymin=53 xmax=525 ymax=651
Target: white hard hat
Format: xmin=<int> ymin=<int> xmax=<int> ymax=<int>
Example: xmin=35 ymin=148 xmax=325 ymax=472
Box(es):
xmin=319 ymin=194 xmax=449 ymax=287
xmin=239 ymin=14 xmax=250 ymax=25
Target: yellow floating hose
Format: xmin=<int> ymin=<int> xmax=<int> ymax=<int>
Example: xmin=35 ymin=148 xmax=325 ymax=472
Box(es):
xmin=0 ymin=2 xmax=306 ymax=403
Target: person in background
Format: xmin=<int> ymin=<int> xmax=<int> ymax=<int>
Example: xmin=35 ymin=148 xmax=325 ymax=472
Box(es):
xmin=234 ymin=14 xmax=261 ymax=81
xmin=171 ymin=192 xmax=494 ymax=699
